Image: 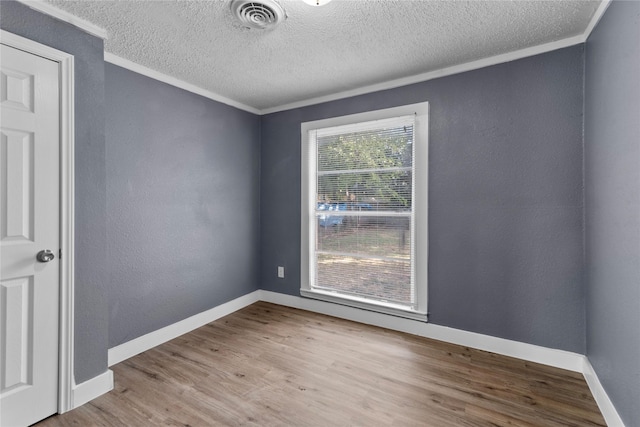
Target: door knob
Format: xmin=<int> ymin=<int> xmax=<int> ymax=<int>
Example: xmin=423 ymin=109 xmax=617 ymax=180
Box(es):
xmin=36 ymin=250 xmax=55 ymax=263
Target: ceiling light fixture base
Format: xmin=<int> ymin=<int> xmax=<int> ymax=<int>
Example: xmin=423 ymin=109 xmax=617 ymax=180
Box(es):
xmin=301 ymin=0 xmax=332 ymax=6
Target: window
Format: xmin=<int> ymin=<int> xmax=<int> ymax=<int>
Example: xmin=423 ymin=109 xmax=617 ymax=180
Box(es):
xmin=301 ymin=103 xmax=428 ymax=320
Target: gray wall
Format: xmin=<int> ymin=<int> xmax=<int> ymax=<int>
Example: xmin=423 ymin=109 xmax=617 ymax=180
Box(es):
xmin=105 ymin=64 xmax=261 ymax=347
xmin=585 ymin=1 xmax=640 ymax=426
xmin=1 ymin=1 xmax=109 ymax=383
xmin=8 ymin=6 xmax=637 ymax=425
xmin=0 ymin=0 xmax=262 ymax=381
xmin=261 ymin=45 xmax=586 ymax=353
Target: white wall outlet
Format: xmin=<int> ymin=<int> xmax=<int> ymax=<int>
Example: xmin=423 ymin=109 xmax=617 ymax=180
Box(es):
xmin=277 ymin=266 xmax=285 ymax=278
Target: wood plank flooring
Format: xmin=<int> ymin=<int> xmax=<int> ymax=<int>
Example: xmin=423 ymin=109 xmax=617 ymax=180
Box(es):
xmin=37 ymin=302 xmax=606 ymax=426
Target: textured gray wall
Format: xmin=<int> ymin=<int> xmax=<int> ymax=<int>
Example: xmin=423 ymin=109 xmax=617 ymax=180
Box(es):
xmin=105 ymin=64 xmax=261 ymax=347
xmin=9 ymin=3 xmax=630 ymax=412
xmin=585 ymin=1 xmax=640 ymax=426
xmin=0 ymin=1 xmax=109 ymax=383
xmin=261 ymin=46 xmax=586 ymax=353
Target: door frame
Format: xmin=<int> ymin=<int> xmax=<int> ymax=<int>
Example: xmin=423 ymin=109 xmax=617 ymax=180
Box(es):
xmin=1 ymin=30 xmax=75 ymax=414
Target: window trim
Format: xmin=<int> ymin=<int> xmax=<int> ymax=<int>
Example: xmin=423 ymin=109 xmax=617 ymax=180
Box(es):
xmin=300 ymin=102 xmax=429 ymax=321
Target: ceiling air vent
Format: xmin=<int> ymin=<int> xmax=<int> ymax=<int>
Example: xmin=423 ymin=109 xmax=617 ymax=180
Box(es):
xmin=230 ymin=0 xmax=287 ymax=30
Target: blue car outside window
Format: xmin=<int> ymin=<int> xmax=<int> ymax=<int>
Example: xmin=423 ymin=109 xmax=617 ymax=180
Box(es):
xmin=317 ymin=202 xmax=346 ymax=227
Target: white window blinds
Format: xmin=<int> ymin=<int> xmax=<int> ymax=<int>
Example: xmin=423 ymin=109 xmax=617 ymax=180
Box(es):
xmin=308 ymin=114 xmax=417 ymax=309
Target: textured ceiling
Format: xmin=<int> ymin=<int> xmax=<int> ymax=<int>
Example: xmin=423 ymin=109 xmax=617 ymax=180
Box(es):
xmin=46 ymin=0 xmax=601 ymax=111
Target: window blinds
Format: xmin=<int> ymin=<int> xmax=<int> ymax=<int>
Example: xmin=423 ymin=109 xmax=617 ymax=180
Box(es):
xmin=309 ymin=114 xmax=416 ymax=308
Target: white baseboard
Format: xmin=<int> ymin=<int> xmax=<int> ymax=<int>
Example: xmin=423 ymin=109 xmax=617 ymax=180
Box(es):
xmin=107 ymin=290 xmax=261 ymax=366
xmin=582 ymin=358 xmax=626 ymax=427
xmin=260 ymin=290 xmax=625 ymax=425
xmin=259 ymin=290 xmax=584 ymax=372
xmin=111 ymin=289 xmax=583 ymax=371
xmin=71 ymin=369 xmax=114 ymax=410
xmin=104 ymin=289 xmax=624 ymax=426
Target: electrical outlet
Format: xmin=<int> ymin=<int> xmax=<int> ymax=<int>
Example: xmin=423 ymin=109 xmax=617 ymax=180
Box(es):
xmin=277 ymin=266 xmax=285 ymax=278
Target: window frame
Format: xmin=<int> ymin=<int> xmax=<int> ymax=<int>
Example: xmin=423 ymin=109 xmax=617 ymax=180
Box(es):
xmin=300 ymin=102 xmax=429 ymax=321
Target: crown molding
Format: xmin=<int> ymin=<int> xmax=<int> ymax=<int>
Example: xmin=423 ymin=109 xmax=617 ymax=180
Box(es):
xmin=15 ymin=0 xmax=108 ymax=39
xmin=261 ymin=34 xmax=586 ymax=114
xmin=17 ymin=0 xmax=611 ymax=116
xmin=582 ymin=0 xmax=612 ymax=42
xmin=261 ymin=0 xmax=611 ymax=115
xmin=104 ymin=53 xmax=261 ymax=115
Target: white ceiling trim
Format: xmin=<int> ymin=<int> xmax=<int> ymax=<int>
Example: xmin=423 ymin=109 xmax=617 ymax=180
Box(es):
xmin=581 ymin=0 xmax=612 ymax=41
xmin=104 ymin=30 xmax=593 ymax=117
xmin=104 ymin=53 xmax=260 ymax=115
xmin=15 ymin=0 xmax=108 ymax=40
xmin=17 ymin=0 xmax=611 ymax=116
xmin=261 ymin=34 xmax=586 ymax=115
xmin=261 ymin=0 xmax=611 ymax=115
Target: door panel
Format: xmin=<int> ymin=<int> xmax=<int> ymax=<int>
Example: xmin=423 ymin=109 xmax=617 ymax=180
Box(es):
xmin=1 ymin=276 xmax=34 ymax=393
xmin=1 ymin=129 xmax=34 ymax=242
xmin=1 ymin=43 xmax=60 ymax=427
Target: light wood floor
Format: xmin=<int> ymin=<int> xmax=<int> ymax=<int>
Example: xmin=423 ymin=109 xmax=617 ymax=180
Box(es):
xmin=37 ymin=302 xmax=606 ymax=426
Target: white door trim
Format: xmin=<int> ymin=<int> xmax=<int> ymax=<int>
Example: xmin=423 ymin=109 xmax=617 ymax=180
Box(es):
xmin=1 ymin=30 xmax=75 ymax=414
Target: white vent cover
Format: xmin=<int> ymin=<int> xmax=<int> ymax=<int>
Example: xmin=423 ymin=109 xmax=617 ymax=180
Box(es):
xmin=230 ymin=0 xmax=287 ymax=30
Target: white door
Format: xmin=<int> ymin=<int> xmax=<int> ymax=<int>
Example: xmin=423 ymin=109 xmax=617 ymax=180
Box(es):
xmin=1 ymin=44 xmax=61 ymax=427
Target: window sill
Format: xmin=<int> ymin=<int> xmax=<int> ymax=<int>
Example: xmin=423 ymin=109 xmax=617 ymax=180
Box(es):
xmin=300 ymin=288 xmax=428 ymax=322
